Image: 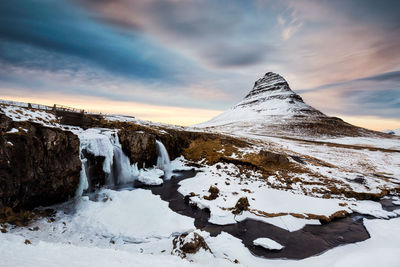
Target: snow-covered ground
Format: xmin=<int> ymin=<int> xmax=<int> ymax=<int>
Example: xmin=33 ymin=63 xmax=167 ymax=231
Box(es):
xmin=318 ymin=136 xmax=400 ymax=150
xmin=1 ymin=195 xmax=400 ymax=267
xmin=178 ymin=162 xmax=396 ymax=229
xmin=193 ymin=129 xmax=400 ymax=201
xmin=2 ymin=101 xmax=400 ymax=266
xmin=0 ymin=104 xmax=60 ymax=128
xmin=382 ymin=128 xmax=400 ymax=136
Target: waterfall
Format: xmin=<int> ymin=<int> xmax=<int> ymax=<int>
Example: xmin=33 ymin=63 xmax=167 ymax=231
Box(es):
xmin=76 ymin=130 xmax=139 ymax=197
xmin=75 ymin=158 xmax=89 ymax=198
xmin=111 ymin=135 xmax=139 ymax=184
xmin=156 ymin=140 xmax=172 ymax=180
xmin=75 ymin=130 xmax=172 ymax=198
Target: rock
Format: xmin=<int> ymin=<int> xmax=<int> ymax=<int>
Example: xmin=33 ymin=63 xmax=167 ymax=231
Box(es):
xmin=232 ymin=197 xmax=250 ymax=214
xmin=81 ymin=150 xmax=106 ymax=191
xmin=0 ymin=114 xmax=81 ymax=210
xmin=55 ymin=110 xmax=102 ymax=129
xmin=204 ymin=186 xmax=219 ymax=200
xmin=118 ymin=128 xmax=157 ymax=168
xmin=258 ymin=150 xmax=290 ymax=167
xmin=172 ymin=232 xmax=212 ymax=258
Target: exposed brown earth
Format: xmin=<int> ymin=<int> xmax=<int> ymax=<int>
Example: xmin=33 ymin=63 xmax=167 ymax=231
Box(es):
xmin=0 ymin=206 xmax=55 ymax=227
xmin=249 ymin=209 xmax=350 ymax=224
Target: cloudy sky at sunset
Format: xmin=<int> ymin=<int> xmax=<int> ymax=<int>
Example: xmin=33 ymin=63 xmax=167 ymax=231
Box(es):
xmin=1 ymin=0 xmax=399 ymax=129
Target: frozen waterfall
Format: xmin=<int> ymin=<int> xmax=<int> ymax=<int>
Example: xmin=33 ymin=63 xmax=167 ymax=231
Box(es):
xmin=75 ymin=158 xmax=89 ymax=199
xmin=75 ymin=129 xmax=139 ymax=197
xmin=111 ymin=135 xmax=139 ymax=185
xmin=75 ymin=129 xmax=173 ymax=198
xmin=156 ymin=140 xmax=172 ymax=180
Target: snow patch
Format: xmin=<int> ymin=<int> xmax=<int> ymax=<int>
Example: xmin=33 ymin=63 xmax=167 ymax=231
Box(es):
xmin=253 ymin=237 xmax=284 ymax=250
xmin=138 ymin=168 xmax=164 ymax=185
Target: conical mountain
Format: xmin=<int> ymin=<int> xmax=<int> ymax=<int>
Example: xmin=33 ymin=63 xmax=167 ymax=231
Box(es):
xmin=196 ymin=72 xmax=382 ymax=137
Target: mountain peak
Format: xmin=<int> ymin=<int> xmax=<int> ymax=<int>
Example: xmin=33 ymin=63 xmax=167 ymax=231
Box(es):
xmin=195 ymin=71 xmax=328 ymax=131
xmin=232 ymin=72 xmax=322 ymax=118
xmin=243 ymin=72 xmax=291 ymax=100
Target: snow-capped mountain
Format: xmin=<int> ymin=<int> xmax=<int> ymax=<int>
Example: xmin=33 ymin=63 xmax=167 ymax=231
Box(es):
xmin=196 ymin=72 xmax=380 ymax=138
xmin=198 ymin=72 xmax=324 ymax=126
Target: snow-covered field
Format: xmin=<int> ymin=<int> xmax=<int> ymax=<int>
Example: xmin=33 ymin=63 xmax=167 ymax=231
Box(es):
xmin=383 ymin=128 xmax=400 ymax=136
xmin=0 ymin=104 xmax=60 ymax=127
xmin=2 ymin=101 xmax=400 ymax=266
xmin=1 ymin=189 xmax=400 ymax=266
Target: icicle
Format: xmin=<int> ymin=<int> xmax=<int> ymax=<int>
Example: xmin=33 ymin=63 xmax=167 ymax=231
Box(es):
xmin=156 ymin=140 xmax=172 ymax=179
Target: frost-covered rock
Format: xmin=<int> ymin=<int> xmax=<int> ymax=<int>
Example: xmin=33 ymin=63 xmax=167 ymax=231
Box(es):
xmin=172 ymin=231 xmax=212 ymax=258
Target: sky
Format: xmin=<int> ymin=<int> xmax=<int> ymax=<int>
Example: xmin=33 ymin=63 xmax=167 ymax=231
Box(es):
xmin=0 ymin=0 xmax=399 ymax=130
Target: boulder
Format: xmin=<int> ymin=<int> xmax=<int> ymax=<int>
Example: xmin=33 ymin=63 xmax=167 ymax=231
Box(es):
xmin=172 ymin=232 xmax=211 ymax=258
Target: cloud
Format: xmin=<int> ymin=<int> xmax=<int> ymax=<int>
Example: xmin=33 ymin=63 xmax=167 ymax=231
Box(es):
xmin=361 ymin=70 xmax=400 ymax=82
xmin=278 ymin=7 xmax=304 ymax=40
xmin=0 ymin=0 xmax=195 ymax=83
xmin=300 ymin=71 xmax=400 ymax=119
xmin=277 ymin=16 xmax=286 ymax=25
xmin=282 ymin=23 xmax=303 ymax=40
xmin=76 ymin=0 xmax=284 ymax=69
xmin=0 ymin=0 xmax=399 ymax=125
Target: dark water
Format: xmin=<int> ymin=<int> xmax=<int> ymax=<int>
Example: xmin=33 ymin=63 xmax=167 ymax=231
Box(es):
xmin=135 ymin=169 xmax=373 ymax=260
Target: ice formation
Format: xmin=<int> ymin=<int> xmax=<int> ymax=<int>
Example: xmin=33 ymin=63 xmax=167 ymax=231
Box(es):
xmin=75 ymin=130 xmax=173 ymax=196
xmin=156 ymin=140 xmax=172 ymax=179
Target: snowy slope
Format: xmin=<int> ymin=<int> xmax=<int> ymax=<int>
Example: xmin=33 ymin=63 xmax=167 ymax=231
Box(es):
xmin=382 ymin=128 xmax=400 ymax=136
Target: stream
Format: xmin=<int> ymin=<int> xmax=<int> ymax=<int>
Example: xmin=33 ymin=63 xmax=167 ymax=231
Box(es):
xmin=134 ymin=169 xmax=381 ymax=260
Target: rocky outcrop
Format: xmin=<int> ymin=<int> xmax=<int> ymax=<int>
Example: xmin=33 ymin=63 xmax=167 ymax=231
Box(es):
xmin=0 ymin=114 xmax=81 ymax=210
xmin=81 ymin=150 xmax=106 ymax=191
xmin=55 ymin=110 xmax=103 ymax=129
xmin=232 ymin=197 xmax=250 ymax=214
xmin=239 ymin=72 xmax=323 ymax=117
xmin=118 ymin=127 xmax=158 ymax=168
